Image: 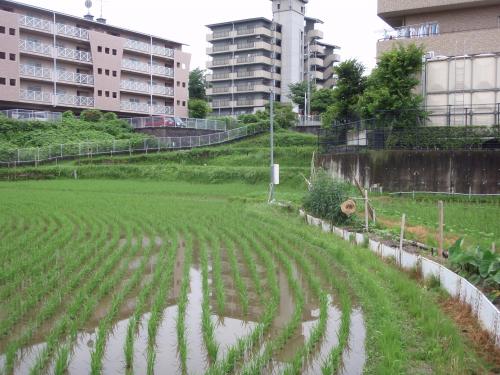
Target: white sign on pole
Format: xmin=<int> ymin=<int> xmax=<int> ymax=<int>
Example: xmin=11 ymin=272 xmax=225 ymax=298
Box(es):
xmin=272 ymin=164 xmax=280 ymax=185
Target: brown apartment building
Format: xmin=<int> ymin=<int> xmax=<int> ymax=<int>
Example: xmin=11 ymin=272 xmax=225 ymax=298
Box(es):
xmin=0 ymin=0 xmax=190 ymax=117
xmin=377 ymin=0 xmax=500 ymax=126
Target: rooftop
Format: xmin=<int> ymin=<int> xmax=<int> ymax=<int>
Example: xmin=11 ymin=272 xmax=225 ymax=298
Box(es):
xmin=206 ymin=17 xmax=274 ymax=29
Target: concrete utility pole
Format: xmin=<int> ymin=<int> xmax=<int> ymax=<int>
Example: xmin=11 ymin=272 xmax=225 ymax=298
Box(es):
xmin=269 ymin=19 xmax=276 ymax=203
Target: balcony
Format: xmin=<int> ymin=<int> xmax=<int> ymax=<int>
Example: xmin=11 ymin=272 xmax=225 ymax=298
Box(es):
xmin=121 ymin=101 xmax=150 ymax=113
xmin=20 ymin=89 xmax=52 ymax=103
xmin=309 ymin=44 xmax=325 ymax=55
xmin=309 ymin=57 xmax=324 ymax=67
xmin=152 ymin=45 xmax=175 ymax=58
xmin=19 ymin=15 xmax=52 ymax=33
xmin=56 ymin=23 xmax=89 ymax=40
xmin=121 ymin=80 xmax=150 ymax=94
xmin=124 ymin=39 xmax=150 ymax=54
xmin=311 ymin=70 xmax=324 ymax=80
xmin=307 ymin=29 xmax=324 ymax=40
xmin=206 ymin=72 xmax=232 ymax=81
xmin=381 ymin=22 xmax=439 ymax=41
xmin=207 ymin=58 xmax=234 ymax=68
xmin=237 ymin=41 xmax=281 ymax=53
xmin=56 ymin=94 xmax=94 ymax=107
xmin=56 ymin=47 xmax=92 ymax=63
xmin=57 ymin=71 xmax=94 ymax=85
xmin=235 ymin=84 xmax=274 ymax=93
xmin=324 ymin=53 xmax=341 ymax=67
xmin=211 ymin=100 xmax=231 ymax=108
xmin=207 ymin=86 xmax=233 ymax=95
xmin=207 ymin=44 xmax=235 ymax=55
xmin=235 ymin=70 xmax=275 ymax=80
xmin=235 ymin=99 xmax=268 ymax=107
xmin=152 ymin=85 xmax=174 ymax=96
xmin=19 ymin=39 xmax=52 ymax=57
xmin=207 ymin=30 xmax=232 ymax=42
xmin=122 ymin=59 xmax=150 ymax=74
xmin=152 ymin=65 xmax=174 ymax=78
xmin=152 ymin=105 xmax=174 ymax=115
xmin=19 ymin=64 xmax=53 ymax=80
xmin=207 ymin=27 xmax=281 ymax=42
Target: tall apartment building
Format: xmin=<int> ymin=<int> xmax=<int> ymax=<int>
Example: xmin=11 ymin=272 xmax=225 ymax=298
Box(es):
xmin=0 ymin=0 xmax=190 ymax=117
xmin=206 ymin=0 xmax=340 ymax=116
xmin=377 ymin=0 xmax=500 ymax=125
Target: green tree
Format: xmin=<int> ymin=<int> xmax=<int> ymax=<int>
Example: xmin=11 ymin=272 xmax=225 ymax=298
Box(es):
xmin=322 ymin=59 xmax=366 ymax=127
xmin=189 ymin=68 xmax=207 ymax=100
xmin=188 ymin=99 xmax=211 ymax=119
xmin=358 ymin=44 xmax=425 ymax=128
xmin=288 ymin=81 xmax=316 ymax=112
xmin=311 ymin=88 xmax=335 ymax=114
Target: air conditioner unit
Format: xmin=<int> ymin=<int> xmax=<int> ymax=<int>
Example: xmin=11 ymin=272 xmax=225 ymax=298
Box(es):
xmin=425 ymin=51 xmax=435 ymax=60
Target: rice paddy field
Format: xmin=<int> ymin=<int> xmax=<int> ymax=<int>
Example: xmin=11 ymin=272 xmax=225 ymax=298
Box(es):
xmin=0 ymin=179 xmax=497 ymax=375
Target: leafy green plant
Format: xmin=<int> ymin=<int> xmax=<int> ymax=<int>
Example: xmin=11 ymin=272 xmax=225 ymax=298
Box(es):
xmin=80 ymin=109 xmax=103 ymax=122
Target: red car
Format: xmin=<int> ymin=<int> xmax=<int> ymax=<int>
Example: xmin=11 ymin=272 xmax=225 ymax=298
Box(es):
xmin=143 ymin=116 xmax=184 ymax=127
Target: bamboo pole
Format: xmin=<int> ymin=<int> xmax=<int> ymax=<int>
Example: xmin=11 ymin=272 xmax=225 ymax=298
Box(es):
xmin=364 ymin=189 xmax=369 ymax=232
xmin=438 ymin=200 xmax=444 ymax=258
xmin=399 ymin=213 xmax=406 ymax=266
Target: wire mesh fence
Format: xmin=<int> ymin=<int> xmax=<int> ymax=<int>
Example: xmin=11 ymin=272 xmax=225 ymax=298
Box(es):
xmin=0 ymin=125 xmax=262 ymax=166
xmin=124 ymin=116 xmax=230 ymax=131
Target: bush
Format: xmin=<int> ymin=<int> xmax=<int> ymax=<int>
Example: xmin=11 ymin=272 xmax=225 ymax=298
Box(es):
xmin=238 ymin=114 xmax=259 ymax=124
xmin=62 ymin=110 xmax=75 ymax=119
xmin=302 ymin=171 xmax=354 ymax=225
xmin=80 ymin=109 xmax=103 ymax=122
xmin=102 ymin=112 xmax=118 ymax=121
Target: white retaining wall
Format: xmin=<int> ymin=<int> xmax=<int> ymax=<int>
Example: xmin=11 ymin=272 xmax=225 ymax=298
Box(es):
xmin=299 ymin=210 xmax=500 ymax=348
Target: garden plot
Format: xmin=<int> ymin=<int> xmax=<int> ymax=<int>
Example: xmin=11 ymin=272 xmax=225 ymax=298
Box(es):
xmin=0 ymin=180 xmax=496 ymax=374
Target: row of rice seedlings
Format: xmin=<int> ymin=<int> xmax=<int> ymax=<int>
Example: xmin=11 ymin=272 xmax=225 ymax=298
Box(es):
xmin=0 ymin=212 xmax=107 ymax=341
xmin=240 ymin=229 xmax=306 ymax=375
xmin=209 ymin=230 xmax=226 ymax=314
xmin=221 ymin=235 xmax=249 ymax=315
xmin=89 ymin=228 xmax=157 ymax=375
xmin=2 ymin=214 xmax=115 ymax=373
xmin=24 ymin=218 xmax=142 ymax=374
xmin=176 ymin=231 xmax=193 ymax=374
xmin=204 ymin=221 xmax=281 ymax=375
xmin=123 ymin=225 xmax=176 ymax=372
xmin=197 ymin=226 xmax=220 ymax=363
xmin=144 ymin=233 xmax=180 ymax=374
xmin=251 ymin=213 xmax=353 ymax=374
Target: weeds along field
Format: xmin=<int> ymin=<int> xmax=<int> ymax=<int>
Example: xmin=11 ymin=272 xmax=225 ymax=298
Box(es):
xmin=0 ymin=180 xmax=497 ymax=375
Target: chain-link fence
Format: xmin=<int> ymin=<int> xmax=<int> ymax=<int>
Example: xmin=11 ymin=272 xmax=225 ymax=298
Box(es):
xmin=0 ymin=125 xmax=262 ymax=166
xmin=124 ymin=116 xmax=230 ymax=131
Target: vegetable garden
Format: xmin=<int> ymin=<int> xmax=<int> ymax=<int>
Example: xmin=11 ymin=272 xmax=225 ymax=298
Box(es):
xmin=0 ymin=180 xmax=497 ymax=375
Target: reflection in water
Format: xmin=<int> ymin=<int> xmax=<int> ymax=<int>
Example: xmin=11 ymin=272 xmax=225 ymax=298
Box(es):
xmin=340 ymin=308 xmax=366 ymax=375
xmin=213 ymin=316 xmax=257 ymax=359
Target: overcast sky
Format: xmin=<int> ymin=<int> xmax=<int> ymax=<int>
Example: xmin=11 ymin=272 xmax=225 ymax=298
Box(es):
xmin=18 ymin=0 xmax=390 ymax=73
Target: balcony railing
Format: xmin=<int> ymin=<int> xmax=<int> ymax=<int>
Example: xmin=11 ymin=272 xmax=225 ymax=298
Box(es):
xmin=212 ymin=59 xmax=231 ymax=66
xmin=19 ymin=15 xmax=52 ymax=32
xmin=57 ymin=71 xmax=94 ymax=85
xmin=236 ymin=71 xmax=254 ymax=78
xmin=56 ymin=94 xmax=94 ymax=107
xmin=56 ymin=47 xmax=92 ymax=62
xmin=236 ymin=55 xmax=256 ymax=64
xmin=152 ymin=45 xmax=175 ymax=58
xmin=212 ymin=100 xmax=231 ymax=108
xmin=152 ymin=65 xmax=174 ymax=77
xmin=122 ymin=59 xmax=150 ymax=73
xmin=382 ymin=22 xmax=440 ymax=41
xmin=213 ymin=87 xmax=231 ymax=94
xmin=236 ymin=99 xmax=254 ymax=106
xmin=237 ymin=28 xmax=255 ymax=36
xmin=213 ymin=44 xmax=231 ymax=52
xmin=152 ymin=85 xmax=174 ymax=96
xmin=121 ymin=80 xmax=150 ymax=93
xmin=124 ymin=39 xmax=150 ymax=53
xmin=19 ymin=64 xmax=53 ymax=80
xmin=213 ymin=30 xmax=231 ymax=39
xmin=121 ymin=101 xmax=150 ymax=113
xmin=236 ymin=85 xmax=255 ymax=92
xmin=213 ymin=72 xmax=230 ymax=80
xmin=20 ymin=90 xmax=52 ymax=103
xmin=237 ymin=42 xmax=255 ymax=50
xmin=152 ymin=105 xmax=174 ymax=115
xmin=19 ymin=39 xmax=52 ymax=56
xmin=56 ymin=23 xmax=89 ymax=40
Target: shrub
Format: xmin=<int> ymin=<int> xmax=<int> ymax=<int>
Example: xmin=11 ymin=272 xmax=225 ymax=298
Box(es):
xmin=102 ymin=112 xmax=118 ymax=121
xmin=62 ymin=110 xmax=75 ymax=119
xmin=80 ymin=109 xmax=103 ymax=122
xmin=302 ymin=170 xmax=354 ymax=225
xmin=238 ymin=114 xmax=259 ymax=124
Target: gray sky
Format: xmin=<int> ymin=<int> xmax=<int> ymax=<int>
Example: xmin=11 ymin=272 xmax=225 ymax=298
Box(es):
xmin=18 ymin=0 xmax=390 ymax=73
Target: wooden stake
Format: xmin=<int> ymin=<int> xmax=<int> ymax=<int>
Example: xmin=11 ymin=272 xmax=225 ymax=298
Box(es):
xmin=372 ymin=208 xmax=376 ymax=225
xmin=492 ymin=242 xmax=496 ymax=254
xmin=438 ymin=200 xmax=444 ymax=258
xmin=364 ymin=189 xmax=369 ymax=232
xmin=399 ymin=213 xmax=406 ymax=266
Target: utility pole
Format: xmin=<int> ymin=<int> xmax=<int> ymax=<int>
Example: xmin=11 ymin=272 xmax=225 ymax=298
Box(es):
xmin=268 ymin=19 xmax=276 ymax=203
xmin=306 ymin=42 xmax=311 ymax=123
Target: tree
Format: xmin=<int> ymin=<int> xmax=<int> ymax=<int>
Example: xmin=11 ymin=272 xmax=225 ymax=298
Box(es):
xmin=357 ymin=44 xmax=425 ymax=128
xmin=322 ymin=59 xmax=367 ymax=127
xmin=311 ymin=88 xmax=335 ymax=114
xmin=188 ymin=99 xmax=211 ymax=119
xmin=189 ymin=68 xmax=207 ymax=100
xmin=288 ymin=81 xmax=316 ymax=112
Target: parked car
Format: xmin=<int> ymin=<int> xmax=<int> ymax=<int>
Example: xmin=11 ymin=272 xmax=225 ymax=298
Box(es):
xmin=143 ymin=116 xmax=186 ymax=128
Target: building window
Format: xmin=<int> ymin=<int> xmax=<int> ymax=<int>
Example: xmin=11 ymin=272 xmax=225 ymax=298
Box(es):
xmin=0 ymin=26 xmax=5 ymax=34
xmin=98 ymin=68 xmax=102 ymax=74
xmin=182 ymin=82 xmax=186 ymax=88
xmin=0 ymin=52 xmax=5 ymax=59
xmin=182 ymin=101 xmax=186 ymax=106
xmin=112 ymin=49 xmax=117 ymax=55
xmin=112 ymin=70 xmax=117 ymax=77
xmin=177 ymin=81 xmax=180 ymax=87
xmin=112 ymin=92 xmax=117 ymax=98
xmin=9 ymin=28 xmax=15 ymax=36
xmin=0 ymin=78 xmax=5 ymax=85
xmin=98 ymin=46 xmax=102 ymax=52
xmin=9 ymin=79 xmax=15 ymax=86
xmin=277 ymin=3 xmax=280 ymax=10
xmin=176 ymin=62 xmax=180 ymax=68
xmin=98 ymin=90 xmax=102 ymax=96
xmin=105 ymin=69 xmax=110 ymax=76
xmin=177 ymin=100 xmax=180 ymax=105
xmin=105 ymin=91 xmax=110 ymax=97
xmin=9 ymin=53 xmax=15 ymax=61
xmin=105 ymin=47 xmax=110 ymax=54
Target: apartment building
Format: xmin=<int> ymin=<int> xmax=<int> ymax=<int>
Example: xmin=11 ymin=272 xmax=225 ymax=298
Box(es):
xmin=0 ymin=0 xmax=190 ymax=117
xmin=206 ymin=0 xmax=340 ymax=116
xmin=377 ymin=0 xmax=500 ymax=125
